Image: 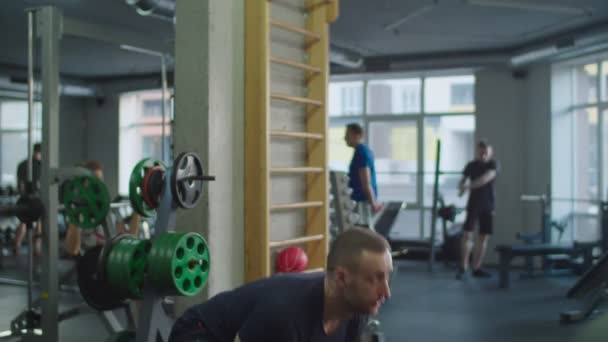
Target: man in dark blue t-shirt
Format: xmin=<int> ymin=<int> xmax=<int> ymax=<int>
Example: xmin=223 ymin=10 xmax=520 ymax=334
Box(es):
xmin=457 ymin=140 xmax=499 ymax=279
xmin=169 ymin=228 xmax=393 ymax=342
xmin=345 ymin=123 xmax=381 ymax=228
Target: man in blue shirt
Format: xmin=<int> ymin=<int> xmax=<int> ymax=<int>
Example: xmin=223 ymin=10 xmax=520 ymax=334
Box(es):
xmin=169 ymin=228 xmax=393 ymax=342
xmin=345 ymin=123 xmax=382 ymax=228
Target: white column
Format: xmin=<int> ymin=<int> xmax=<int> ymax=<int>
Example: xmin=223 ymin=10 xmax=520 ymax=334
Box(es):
xmin=174 ymin=0 xmax=245 ymax=314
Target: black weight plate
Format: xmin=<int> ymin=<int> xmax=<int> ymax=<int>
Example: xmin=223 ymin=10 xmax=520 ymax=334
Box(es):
xmin=77 ymin=245 xmax=126 ymax=311
xmin=171 ymin=152 xmax=204 ymax=209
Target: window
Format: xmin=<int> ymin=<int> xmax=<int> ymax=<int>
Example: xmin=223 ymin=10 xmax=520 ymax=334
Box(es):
xmin=369 ymin=120 xmax=418 ymax=204
xmin=573 ymin=63 xmax=597 ymax=105
xmin=119 ymin=90 xmax=172 ymax=195
xmin=142 ymin=99 xmax=164 ymax=117
xmin=328 ymin=122 xmax=357 ymax=172
xmin=329 ymin=81 xmax=363 ymax=116
xmin=329 ymin=73 xmax=476 ymax=240
xmin=367 ymin=78 xmax=421 ymax=115
xmin=423 ymin=116 xmax=475 ymax=207
xmin=0 ymin=101 xmax=42 ymax=187
xmin=551 ymin=59 xmax=607 ymax=245
xmin=450 ymin=83 xmax=474 ymax=106
xmin=425 ymin=75 xmax=475 ymax=113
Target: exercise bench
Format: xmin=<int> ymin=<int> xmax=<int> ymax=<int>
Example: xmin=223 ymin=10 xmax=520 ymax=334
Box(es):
xmin=496 ymin=243 xmax=595 ymax=289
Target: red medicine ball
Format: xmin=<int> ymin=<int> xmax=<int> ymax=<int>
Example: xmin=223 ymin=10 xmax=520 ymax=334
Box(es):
xmin=276 ymin=247 xmax=308 ymax=273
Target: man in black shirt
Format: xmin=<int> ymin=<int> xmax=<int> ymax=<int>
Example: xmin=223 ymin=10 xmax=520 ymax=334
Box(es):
xmin=170 ymin=228 xmax=393 ymax=342
xmin=14 ymin=143 xmax=42 ymax=256
xmin=457 ymin=140 xmax=499 ymax=279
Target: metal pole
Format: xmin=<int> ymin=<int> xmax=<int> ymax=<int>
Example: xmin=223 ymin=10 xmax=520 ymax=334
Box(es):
xmin=161 ymin=55 xmax=168 ymax=163
xmin=27 ymin=10 xmax=35 ymax=184
xmin=39 ymin=6 xmax=61 ymax=340
xmin=26 ymin=10 xmax=35 ymax=324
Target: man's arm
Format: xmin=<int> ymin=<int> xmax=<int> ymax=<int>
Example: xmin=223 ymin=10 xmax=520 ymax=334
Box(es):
xmin=358 ymin=167 xmax=381 ymax=212
xmin=63 ymin=222 xmax=82 ymax=256
xmin=116 ymin=213 xmax=141 ymax=236
xmin=468 ymin=170 xmax=497 ymax=190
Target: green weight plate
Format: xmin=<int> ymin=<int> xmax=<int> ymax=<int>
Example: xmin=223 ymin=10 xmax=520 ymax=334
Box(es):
xmin=106 ymin=331 xmax=135 ymax=342
xmin=129 ymin=159 xmax=165 ymax=218
xmin=62 ymin=175 xmax=110 ymax=229
xmin=106 ymin=237 xmax=150 ymax=299
xmin=148 ymin=232 xmax=210 ymax=296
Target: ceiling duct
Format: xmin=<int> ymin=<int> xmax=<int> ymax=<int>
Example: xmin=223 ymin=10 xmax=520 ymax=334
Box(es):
xmin=126 ymin=0 xmax=175 ymax=21
xmin=0 ymin=76 xmax=98 ymax=98
xmin=125 ymin=0 xmax=363 ymax=69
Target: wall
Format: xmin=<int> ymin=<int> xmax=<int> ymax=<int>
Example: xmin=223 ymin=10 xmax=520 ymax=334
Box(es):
xmin=474 ymin=64 xmax=551 ymax=264
xmin=59 ymin=96 xmax=87 ymax=167
xmin=475 ymin=68 xmax=526 ymax=263
xmin=83 ymin=95 xmax=120 ymax=198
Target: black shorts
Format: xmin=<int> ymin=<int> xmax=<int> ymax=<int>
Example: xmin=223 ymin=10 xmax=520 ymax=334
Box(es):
xmin=463 ymin=209 xmax=494 ymax=235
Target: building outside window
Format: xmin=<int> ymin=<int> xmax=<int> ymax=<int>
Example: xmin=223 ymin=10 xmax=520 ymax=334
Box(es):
xmin=119 ymin=90 xmax=172 ymax=195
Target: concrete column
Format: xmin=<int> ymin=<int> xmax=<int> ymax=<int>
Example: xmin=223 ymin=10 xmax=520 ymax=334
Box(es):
xmin=174 ymin=0 xmax=244 ymax=314
xmin=475 ymin=68 xmax=526 ymax=264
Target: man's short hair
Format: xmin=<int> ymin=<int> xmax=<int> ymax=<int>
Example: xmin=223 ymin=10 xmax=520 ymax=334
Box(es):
xmin=80 ymin=160 xmax=104 ymax=173
xmin=33 ymin=143 xmax=41 ymax=153
xmin=477 ymin=140 xmax=490 ymax=149
xmin=326 ymin=228 xmax=390 ymax=274
xmin=346 ymin=123 xmax=364 ymax=136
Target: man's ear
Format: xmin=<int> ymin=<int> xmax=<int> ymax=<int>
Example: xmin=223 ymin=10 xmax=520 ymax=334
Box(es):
xmin=335 ymin=266 xmax=348 ymax=288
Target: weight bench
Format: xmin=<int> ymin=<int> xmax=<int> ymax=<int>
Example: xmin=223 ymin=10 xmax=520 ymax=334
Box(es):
xmin=496 ymin=244 xmax=594 ymax=289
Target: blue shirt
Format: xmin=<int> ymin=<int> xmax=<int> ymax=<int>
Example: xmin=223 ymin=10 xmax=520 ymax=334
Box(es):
xmin=170 ymin=273 xmax=367 ymax=342
xmin=348 ymin=144 xmax=378 ymax=202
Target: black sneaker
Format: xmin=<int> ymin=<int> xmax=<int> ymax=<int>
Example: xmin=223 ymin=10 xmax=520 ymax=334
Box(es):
xmin=472 ymin=269 xmax=492 ymax=278
xmin=456 ymin=267 xmax=466 ymax=280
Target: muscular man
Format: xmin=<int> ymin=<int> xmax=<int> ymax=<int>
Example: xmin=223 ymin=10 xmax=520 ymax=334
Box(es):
xmin=170 ymin=228 xmax=393 ymax=342
xmin=457 ymin=141 xmax=499 ymax=279
xmin=345 ymin=123 xmax=382 ymax=229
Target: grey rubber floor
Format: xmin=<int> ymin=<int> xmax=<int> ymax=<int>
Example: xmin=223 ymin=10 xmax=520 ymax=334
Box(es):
xmin=0 ymin=255 xmax=606 ymax=342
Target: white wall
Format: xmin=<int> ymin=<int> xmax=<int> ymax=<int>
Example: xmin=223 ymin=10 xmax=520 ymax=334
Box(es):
xmin=475 ymin=65 xmax=551 ymax=264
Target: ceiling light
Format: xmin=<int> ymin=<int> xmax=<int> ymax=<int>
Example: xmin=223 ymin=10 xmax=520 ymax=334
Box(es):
xmin=466 ymin=0 xmax=593 ymax=16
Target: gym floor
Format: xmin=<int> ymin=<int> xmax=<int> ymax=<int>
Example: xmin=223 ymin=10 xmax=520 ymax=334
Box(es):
xmin=0 ymin=256 xmax=605 ymax=342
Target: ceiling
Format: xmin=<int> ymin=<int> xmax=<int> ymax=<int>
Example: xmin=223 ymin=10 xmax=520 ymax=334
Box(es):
xmin=1 ymin=0 xmax=608 ymax=79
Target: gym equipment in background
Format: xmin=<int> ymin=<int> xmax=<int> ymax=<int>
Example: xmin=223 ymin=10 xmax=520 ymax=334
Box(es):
xmin=560 ymin=251 xmax=608 ymax=324
xmin=329 ymin=171 xmax=359 ymax=238
xmin=496 ymin=192 xmax=606 ymax=289
xmin=75 ymin=152 xmax=215 ymax=342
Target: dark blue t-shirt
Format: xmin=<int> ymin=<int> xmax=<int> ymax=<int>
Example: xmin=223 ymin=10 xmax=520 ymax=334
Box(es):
xmin=348 ymin=144 xmax=378 ymax=202
xmin=463 ymin=159 xmax=499 ymax=211
xmin=170 ymin=273 xmax=367 ymax=342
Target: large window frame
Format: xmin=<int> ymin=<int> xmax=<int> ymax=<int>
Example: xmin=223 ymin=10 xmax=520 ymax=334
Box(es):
xmin=552 ymin=56 xmax=608 ymax=245
xmin=329 ymin=71 xmax=476 ymax=238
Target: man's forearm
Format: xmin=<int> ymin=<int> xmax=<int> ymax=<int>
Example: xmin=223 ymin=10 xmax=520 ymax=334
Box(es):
xmin=469 ymin=171 xmax=496 ymax=189
xmin=363 ymin=184 xmax=376 ymax=205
